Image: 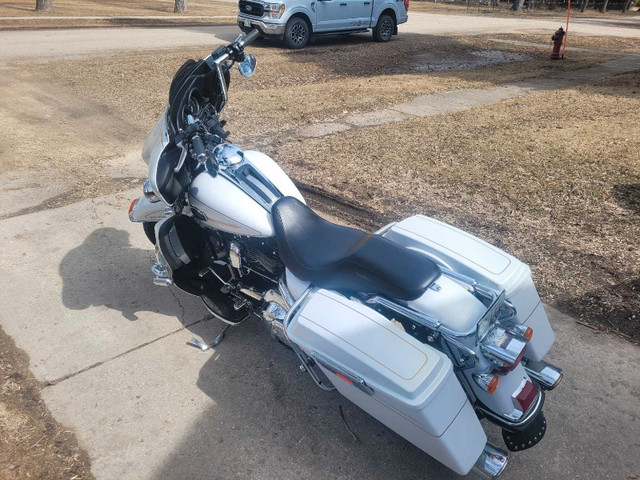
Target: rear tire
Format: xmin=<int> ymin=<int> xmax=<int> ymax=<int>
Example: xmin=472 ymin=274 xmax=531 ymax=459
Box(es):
xmin=284 ymin=17 xmax=310 ymax=49
xmin=373 ymin=14 xmax=394 ymax=42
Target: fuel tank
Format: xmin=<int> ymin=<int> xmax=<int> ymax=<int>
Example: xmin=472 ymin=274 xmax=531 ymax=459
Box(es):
xmin=189 ymin=150 xmax=304 ymax=237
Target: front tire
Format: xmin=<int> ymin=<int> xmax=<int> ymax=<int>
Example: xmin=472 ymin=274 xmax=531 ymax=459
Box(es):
xmin=143 ymin=222 xmax=156 ymax=245
xmin=373 ymin=14 xmax=395 ymax=42
xmin=284 ymin=17 xmax=310 ymax=49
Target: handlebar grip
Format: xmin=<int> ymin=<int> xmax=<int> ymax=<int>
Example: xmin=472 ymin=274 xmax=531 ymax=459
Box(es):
xmin=242 ymin=29 xmax=260 ymax=46
xmin=191 ymin=134 xmax=207 ymax=162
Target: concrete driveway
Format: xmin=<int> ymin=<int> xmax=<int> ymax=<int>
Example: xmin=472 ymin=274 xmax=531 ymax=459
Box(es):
xmin=1 ymin=11 xmax=639 ymax=63
xmin=0 ymin=189 xmax=639 ymax=480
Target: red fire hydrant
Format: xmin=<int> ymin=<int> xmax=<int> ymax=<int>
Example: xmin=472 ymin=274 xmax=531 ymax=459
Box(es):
xmin=551 ymin=27 xmax=565 ymax=60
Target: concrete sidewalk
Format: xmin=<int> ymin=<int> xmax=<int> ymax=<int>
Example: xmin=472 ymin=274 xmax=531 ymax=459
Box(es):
xmin=296 ymin=54 xmax=640 ymax=137
xmin=0 ymin=190 xmax=638 ymax=480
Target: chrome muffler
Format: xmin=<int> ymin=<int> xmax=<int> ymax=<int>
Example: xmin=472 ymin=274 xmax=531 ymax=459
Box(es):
xmin=524 ymin=359 xmax=563 ymax=390
xmin=473 ymin=443 xmax=508 ymax=478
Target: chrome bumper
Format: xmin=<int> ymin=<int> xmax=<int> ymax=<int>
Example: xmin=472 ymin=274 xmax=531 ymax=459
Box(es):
xmin=237 ymin=14 xmax=285 ymax=36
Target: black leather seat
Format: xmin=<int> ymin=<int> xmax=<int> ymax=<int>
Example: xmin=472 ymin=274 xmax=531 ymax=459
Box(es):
xmin=272 ymin=197 xmax=441 ymax=301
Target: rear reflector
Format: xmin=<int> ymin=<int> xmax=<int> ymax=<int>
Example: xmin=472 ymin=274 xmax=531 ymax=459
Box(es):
xmin=404 ymin=0 xmax=409 ymax=10
xmin=515 ymin=380 xmax=538 ymax=412
xmin=335 ymin=372 xmax=353 ymax=384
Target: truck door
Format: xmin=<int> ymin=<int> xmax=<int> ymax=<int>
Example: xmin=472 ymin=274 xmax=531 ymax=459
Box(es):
xmin=349 ymin=0 xmax=373 ymax=28
xmin=315 ymin=0 xmax=350 ymax=31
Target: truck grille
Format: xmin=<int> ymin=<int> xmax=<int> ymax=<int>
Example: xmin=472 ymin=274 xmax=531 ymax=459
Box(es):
xmin=239 ymin=0 xmax=264 ymax=16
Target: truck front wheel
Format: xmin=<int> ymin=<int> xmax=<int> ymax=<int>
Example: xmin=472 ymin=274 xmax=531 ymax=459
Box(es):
xmin=373 ymin=14 xmax=395 ymax=42
xmin=284 ymin=17 xmax=310 ymax=49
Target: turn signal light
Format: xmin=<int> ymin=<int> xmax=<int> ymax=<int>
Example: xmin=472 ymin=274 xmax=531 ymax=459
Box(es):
xmin=523 ymin=327 xmax=533 ymax=340
xmin=473 ymin=373 xmax=500 ymax=394
xmin=128 ymin=199 xmax=138 ymax=215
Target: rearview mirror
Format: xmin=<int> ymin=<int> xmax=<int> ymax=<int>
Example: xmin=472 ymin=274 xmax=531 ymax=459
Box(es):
xmin=238 ymin=54 xmax=257 ymax=78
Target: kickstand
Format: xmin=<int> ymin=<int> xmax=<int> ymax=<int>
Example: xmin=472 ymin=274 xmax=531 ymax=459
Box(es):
xmin=210 ymin=323 xmax=231 ymax=347
xmin=187 ymin=323 xmax=231 ymax=351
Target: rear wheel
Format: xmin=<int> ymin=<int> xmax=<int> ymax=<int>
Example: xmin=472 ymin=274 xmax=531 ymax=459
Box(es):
xmin=373 ymin=14 xmax=394 ymax=42
xmin=284 ymin=17 xmax=310 ymax=49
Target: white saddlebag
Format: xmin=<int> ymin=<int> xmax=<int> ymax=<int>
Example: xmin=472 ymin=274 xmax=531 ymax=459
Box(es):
xmin=286 ymin=289 xmax=486 ymax=475
xmin=382 ymin=216 xmax=554 ymax=361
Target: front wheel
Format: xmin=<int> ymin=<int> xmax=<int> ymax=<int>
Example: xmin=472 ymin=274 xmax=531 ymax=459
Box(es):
xmin=284 ymin=17 xmax=310 ymax=49
xmin=143 ymin=222 xmax=156 ymax=245
xmin=372 ymin=14 xmax=395 ymax=42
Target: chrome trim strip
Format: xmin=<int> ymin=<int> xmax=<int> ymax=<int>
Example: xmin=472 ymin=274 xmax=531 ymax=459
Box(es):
xmin=476 ymin=390 xmax=544 ymax=428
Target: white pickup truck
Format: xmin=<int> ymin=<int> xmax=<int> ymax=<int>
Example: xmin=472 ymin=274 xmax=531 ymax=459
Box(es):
xmin=238 ymin=0 xmax=409 ymax=48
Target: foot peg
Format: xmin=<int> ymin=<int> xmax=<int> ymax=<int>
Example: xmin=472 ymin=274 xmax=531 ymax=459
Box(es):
xmin=152 ymin=263 xmax=173 ymax=287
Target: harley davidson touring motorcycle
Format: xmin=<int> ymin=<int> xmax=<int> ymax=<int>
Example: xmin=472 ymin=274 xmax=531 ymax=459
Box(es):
xmin=128 ymin=30 xmax=563 ymax=477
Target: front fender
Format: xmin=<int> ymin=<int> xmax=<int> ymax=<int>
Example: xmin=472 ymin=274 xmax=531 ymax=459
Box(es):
xmin=129 ymin=196 xmax=170 ymax=223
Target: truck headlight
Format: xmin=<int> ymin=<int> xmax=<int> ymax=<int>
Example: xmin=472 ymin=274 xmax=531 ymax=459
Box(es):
xmin=264 ymin=2 xmax=284 ymax=18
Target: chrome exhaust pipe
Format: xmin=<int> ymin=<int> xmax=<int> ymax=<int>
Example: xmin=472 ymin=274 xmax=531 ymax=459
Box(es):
xmin=473 ymin=443 xmax=508 ymax=478
xmin=524 ymin=359 xmax=563 ymax=390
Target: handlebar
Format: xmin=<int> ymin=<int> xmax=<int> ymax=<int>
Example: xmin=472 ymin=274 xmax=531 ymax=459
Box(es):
xmin=191 ymin=133 xmax=207 ymax=163
xmin=240 ymin=29 xmax=260 ymax=47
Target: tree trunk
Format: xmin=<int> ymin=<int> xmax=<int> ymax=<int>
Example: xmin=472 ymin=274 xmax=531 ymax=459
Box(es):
xmin=580 ymin=0 xmax=588 ymax=12
xmin=600 ymin=0 xmax=609 ymax=12
xmin=623 ymin=0 xmax=632 ymax=11
xmin=35 ymin=0 xmax=53 ymax=12
xmin=512 ymin=0 xmax=525 ymax=10
xmin=174 ymin=0 xmax=187 ymax=13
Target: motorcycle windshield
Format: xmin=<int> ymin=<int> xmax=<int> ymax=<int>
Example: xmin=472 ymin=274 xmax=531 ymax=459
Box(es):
xmin=166 ymin=58 xmax=230 ymax=139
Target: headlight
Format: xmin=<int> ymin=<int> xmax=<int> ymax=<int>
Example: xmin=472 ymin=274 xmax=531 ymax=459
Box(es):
xmin=264 ymin=2 xmax=284 ymax=18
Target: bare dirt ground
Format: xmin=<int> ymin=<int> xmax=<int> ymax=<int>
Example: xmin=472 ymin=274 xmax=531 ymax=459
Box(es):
xmin=274 ymin=70 xmax=640 ymax=341
xmin=0 ymin=326 xmax=94 ymax=479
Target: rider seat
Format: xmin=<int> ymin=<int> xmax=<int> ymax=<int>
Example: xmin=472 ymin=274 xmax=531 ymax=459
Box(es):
xmin=272 ymin=197 xmax=441 ymax=301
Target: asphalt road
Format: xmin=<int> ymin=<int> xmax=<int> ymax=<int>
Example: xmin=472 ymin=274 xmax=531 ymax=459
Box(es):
xmin=1 ymin=12 xmax=639 ymax=63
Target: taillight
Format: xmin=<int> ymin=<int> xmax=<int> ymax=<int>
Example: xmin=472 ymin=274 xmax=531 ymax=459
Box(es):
xmin=480 ymin=325 xmax=529 ymax=373
xmin=404 ymin=0 xmax=410 ymax=11
xmin=514 ymin=379 xmax=538 ymax=412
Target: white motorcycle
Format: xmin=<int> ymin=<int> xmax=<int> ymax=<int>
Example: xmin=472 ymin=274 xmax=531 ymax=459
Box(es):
xmin=129 ymin=30 xmax=562 ymax=478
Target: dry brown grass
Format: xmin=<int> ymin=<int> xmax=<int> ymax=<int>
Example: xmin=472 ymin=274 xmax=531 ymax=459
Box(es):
xmin=0 ymin=0 xmax=235 ymax=17
xmin=274 ymin=70 xmax=640 ymax=339
xmin=20 ymin=34 xmax=610 ymax=143
xmin=0 ymin=326 xmax=94 ymax=479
